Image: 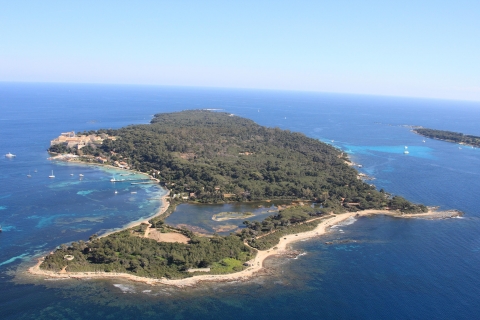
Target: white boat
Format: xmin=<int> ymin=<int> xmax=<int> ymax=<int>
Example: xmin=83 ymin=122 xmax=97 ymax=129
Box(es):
xmin=79 ymin=174 xmax=84 ymax=177
xmin=114 ymin=190 xmax=118 ymax=194
xmin=27 ymin=171 xmax=32 ymax=178
xmin=34 ymin=169 xmax=37 ymax=173
xmin=5 ymin=152 xmax=16 ymax=158
xmin=131 ymin=191 xmax=137 ymax=194
xmin=70 ymin=173 xmax=74 ymax=176
xmin=404 ymin=146 xmax=409 ymax=154
xmin=422 ymin=140 xmax=426 ymax=143
xmin=49 ymin=170 xmax=55 ymax=178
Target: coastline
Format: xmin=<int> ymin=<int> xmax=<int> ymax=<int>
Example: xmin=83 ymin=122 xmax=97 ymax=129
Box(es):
xmin=49 ymin=154 xmax=155 ymax=181
xmin=27 ymin=208 xmax=461 ymax=287
xmin=48 ymin=153 xmax=170 ymax=238
xmin=99 ymin=191 xmax=170 ymax=239
xmin=411 ymin=130 xmax=479 ymax=149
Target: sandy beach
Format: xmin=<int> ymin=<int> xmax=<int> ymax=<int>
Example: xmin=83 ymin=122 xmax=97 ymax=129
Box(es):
xmin=98 ymin=191 xmax=170 ymax=239
xmin=48 ymin=154 xmax=169 ymax=239
xmin=27 ymin=207 xmax=461 ymax=287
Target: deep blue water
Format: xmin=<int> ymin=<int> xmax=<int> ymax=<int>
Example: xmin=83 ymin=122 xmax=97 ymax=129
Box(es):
xmin=1 ymin=83 xmax=480 ymax=319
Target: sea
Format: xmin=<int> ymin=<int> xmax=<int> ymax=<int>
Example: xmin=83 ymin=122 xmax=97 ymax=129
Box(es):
xmin=1 ymin=82 xmax=480 ymax=319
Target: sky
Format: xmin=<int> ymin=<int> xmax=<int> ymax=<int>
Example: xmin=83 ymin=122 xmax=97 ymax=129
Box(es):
xmin=1 ymin=0 xmax=479 ymax=101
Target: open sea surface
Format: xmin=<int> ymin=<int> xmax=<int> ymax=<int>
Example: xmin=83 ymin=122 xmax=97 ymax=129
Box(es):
xmin=1 ymin=83 xmax=480 ymax=319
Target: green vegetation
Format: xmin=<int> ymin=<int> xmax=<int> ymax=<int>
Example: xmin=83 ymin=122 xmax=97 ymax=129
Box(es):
xmin=50 ymin=110 xmax=425 ymax=213
xmin=49 ymin=143 xmax=69 ymax=154
xmin=41 ymin=229 xmax=254 ymax=279
xmin=210 ymin=257 xmax=245 ymax=274
xmin=40 ymin=110 xmax=428 ymax=279
xmin=240 ymin=206 xmax=328 ymax=250
xmin=212 ymin=211 xmax=254 ymax=221
xmin=414 ymin=128 xmax=480 ymax=147
xmin=149 ymin=200 xmax=178 ymax=228
xmin=247 ymin=220 xmax=326 ymax=250
xmin=387 ymin=195 xmax=427 ymax=213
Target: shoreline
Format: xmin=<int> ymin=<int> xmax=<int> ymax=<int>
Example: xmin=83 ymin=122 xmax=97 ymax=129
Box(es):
xmin=27 ymin=208 xmax=461 ymax=287
xmin=411 ymin=130 xmax=479 ymax=149
xmin=49 ymin=154 xmax=156 ymax=181
xmin=99 ymin=191 xmax=170 ymax=239
xmin=48 ymin=153 xmax=170 ymax=239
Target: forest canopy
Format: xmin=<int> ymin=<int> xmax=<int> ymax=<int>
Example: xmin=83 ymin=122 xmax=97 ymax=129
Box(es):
xmin=55 ymin=110 xmax=425 ymax=212
xmin=41 ymin=111 xmax=428 ymax=279
xmin=414 ymin=128 xmax=480 ymax=147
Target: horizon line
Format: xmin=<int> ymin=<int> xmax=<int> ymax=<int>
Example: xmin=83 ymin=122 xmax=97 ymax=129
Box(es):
xmin=1 ymin=80 xmax=479 ymax=104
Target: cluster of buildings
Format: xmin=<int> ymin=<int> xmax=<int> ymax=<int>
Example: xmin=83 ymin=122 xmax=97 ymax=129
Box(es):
xmin=50 ymin=131 xmax=115 ymax=150
xmin=113 ymin=160 xmax=130 ymax=169
xmin=50 ymin=131 xmax=130 ymax=169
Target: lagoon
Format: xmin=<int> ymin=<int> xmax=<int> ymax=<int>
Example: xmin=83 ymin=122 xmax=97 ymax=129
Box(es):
xmin=165 ymin=201 xmax=295 ymax=235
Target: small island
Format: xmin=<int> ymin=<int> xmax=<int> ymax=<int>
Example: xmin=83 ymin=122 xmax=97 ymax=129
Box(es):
xmin=413 ymin=127 xmax=480 ymax=148
xmin=29 ymin=110 xmax=457 ymax=286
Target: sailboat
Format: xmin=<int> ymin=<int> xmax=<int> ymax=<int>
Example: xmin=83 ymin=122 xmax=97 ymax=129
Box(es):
xmin=5 ymin=152 xmax=16 ymax=158
xmin=27 ymin=171 xmax=32 ymax=178
xmin=49 ymin=170 xmax=55 ymax=178
xmin=34 ymin=168 xmax=37 ymax=173
xmin=404 ymin=146 xmax=409 ymax=154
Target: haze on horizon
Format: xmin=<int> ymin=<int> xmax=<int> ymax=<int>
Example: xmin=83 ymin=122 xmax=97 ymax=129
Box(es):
xmin=1 ymin=1 xmax=479 ymax=101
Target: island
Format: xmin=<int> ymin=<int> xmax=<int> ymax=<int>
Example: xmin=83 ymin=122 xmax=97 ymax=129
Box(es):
xmin=29 ymin=110 xmax=460 ymax=286
xmin=413 ymin=127 xmax=480 ymax=148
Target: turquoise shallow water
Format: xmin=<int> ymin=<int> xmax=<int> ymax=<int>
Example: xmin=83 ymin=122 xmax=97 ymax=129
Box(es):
xmin=344 ymin=144 xmax=435 ymax=159
xmin=1 ymin=83 xmax=480 ymax=319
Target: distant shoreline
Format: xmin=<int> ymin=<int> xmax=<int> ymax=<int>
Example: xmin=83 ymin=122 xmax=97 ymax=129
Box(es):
xmin=27 ymin=208 xmax=461 ymax=287
xmin=412 ymin=128 xmax=480 ymax=148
